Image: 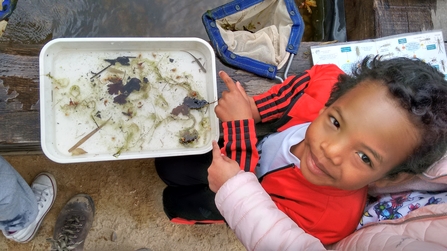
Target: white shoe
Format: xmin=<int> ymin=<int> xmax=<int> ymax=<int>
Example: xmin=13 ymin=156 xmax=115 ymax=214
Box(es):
xmin=5 ymin=172 xmax=57 ymax=243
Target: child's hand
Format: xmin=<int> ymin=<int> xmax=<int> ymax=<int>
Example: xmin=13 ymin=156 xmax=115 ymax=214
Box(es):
xmin=208 ymin=141 xmax=241 ymax=193
xmin=215 ymin=71 xmax=253 ymax=122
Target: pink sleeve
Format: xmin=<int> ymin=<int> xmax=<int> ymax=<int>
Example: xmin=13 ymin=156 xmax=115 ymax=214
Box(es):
xmin=215 ymin=171 xmax=329 ymax=251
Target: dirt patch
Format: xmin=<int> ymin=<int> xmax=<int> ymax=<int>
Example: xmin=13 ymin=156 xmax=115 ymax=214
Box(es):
xmin=0 ymin=154 xmax=244 ymax=251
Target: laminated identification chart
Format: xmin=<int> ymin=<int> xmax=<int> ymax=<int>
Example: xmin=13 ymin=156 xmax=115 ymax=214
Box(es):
xmin=311 ymin=30 xmax=447 ymax=77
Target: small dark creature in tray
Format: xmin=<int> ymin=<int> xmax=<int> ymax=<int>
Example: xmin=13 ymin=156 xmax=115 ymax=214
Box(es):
xmin=171 ymin=96 xmax=216 ymax=116
xmin=107 ymin=77 xmax=141 ymax=104
xmin=179 ymin=128 xmax=199 ymax=145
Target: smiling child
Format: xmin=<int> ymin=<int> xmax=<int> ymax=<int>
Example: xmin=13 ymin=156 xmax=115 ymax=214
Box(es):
xmin=157 ymin=56 xmax=447 ymax=245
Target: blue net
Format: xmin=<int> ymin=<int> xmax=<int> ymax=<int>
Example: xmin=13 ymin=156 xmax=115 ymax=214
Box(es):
xmin=203 ymin=0 xmax=305 ymax=80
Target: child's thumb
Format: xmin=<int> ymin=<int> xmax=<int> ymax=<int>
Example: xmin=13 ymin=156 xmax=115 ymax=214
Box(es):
xmin=211 ymin=140 xmax=222 ymax=159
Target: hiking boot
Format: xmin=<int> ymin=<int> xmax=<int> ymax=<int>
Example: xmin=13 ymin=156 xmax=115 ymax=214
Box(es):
xmin=48 ymin=194 xmax=95 ymax=251
xmin=4 ymin=172 xmax=57 ymax=243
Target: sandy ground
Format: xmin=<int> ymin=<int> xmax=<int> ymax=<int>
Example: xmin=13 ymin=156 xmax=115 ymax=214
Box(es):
xmin=0 ymin=154 xmax=245 ymax=251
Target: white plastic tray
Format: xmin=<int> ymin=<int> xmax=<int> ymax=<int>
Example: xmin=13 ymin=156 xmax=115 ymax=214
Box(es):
xmin=39 ymin=37 xmax=218 ymax=163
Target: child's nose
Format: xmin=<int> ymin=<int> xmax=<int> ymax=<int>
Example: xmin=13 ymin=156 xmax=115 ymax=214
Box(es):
xmin=320 ymin=141 xmax=343 ymax=166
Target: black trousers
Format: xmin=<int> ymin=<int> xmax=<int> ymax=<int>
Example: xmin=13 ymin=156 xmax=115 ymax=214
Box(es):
xmin=155 ymin=151 xmax=225 ymax=222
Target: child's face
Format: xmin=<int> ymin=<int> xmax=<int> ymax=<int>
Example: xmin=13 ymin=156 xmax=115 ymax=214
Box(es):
xmin=295 ymin=80 xmax=420 ymax=190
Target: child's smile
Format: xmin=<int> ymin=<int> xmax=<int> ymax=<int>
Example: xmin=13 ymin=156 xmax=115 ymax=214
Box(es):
xmin=307 ymin=150 xmax=333 ymax=179
xmin=292 ymin=80 xmax=421 ymax=190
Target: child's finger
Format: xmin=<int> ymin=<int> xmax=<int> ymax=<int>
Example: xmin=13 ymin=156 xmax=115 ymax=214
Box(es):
xmin=235 ymin=81 xmax=249 ymax=101
xmin=219 ymin=71 xmax=237 ymax=92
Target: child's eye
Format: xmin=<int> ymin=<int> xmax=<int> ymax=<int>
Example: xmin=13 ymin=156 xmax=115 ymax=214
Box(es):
xmin=357 ymin=152 xmax=372 ymax=166
xmin=330 ymin=116 xmax=340 ymax=128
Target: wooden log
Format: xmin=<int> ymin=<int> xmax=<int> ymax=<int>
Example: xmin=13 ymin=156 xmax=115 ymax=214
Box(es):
xmin=0 ymin=43 xmax=42 ymax=154
xmin=344 ymin=0 xmax=437 ymax=41
xmin=344 ymin=0 xmax=376 ymax=40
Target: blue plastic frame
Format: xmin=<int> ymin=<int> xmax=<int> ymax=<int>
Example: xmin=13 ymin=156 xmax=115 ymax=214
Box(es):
xmin=202 ymin=0 xmax=305 ymax=79
xmin=0 ymin=0 xmax=17 ymax=21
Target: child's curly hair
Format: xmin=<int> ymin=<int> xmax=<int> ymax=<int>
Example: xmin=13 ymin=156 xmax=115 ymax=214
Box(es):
xmin=326 ymin=55 xmax=447 ymax=176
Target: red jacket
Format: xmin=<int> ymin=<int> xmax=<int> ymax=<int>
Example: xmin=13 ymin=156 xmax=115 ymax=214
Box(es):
xmin=221 ymin=64 xmax=368 ymax=245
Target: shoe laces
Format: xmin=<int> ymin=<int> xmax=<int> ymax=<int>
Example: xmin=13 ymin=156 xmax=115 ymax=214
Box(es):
xmin=47 ymin=215 xmax=84 ymax=251
xmin=33 ymin=186 xmax=51 ymax=210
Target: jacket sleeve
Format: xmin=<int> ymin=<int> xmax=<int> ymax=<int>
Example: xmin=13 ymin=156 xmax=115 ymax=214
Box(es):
xmin=253 ymin=71 xmax=311 ymax=123
xmin=221 ymin=119 xmax=259 ymax=172
xmin=215 ymin=171 xmax=330 ymax=251
xmin=253 ymin=64 xmax=344 ymax=131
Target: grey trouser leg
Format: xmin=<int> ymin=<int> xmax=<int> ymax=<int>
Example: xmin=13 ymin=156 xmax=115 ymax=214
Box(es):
xmin=0 ymin=156 xmax=37 ymax=233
